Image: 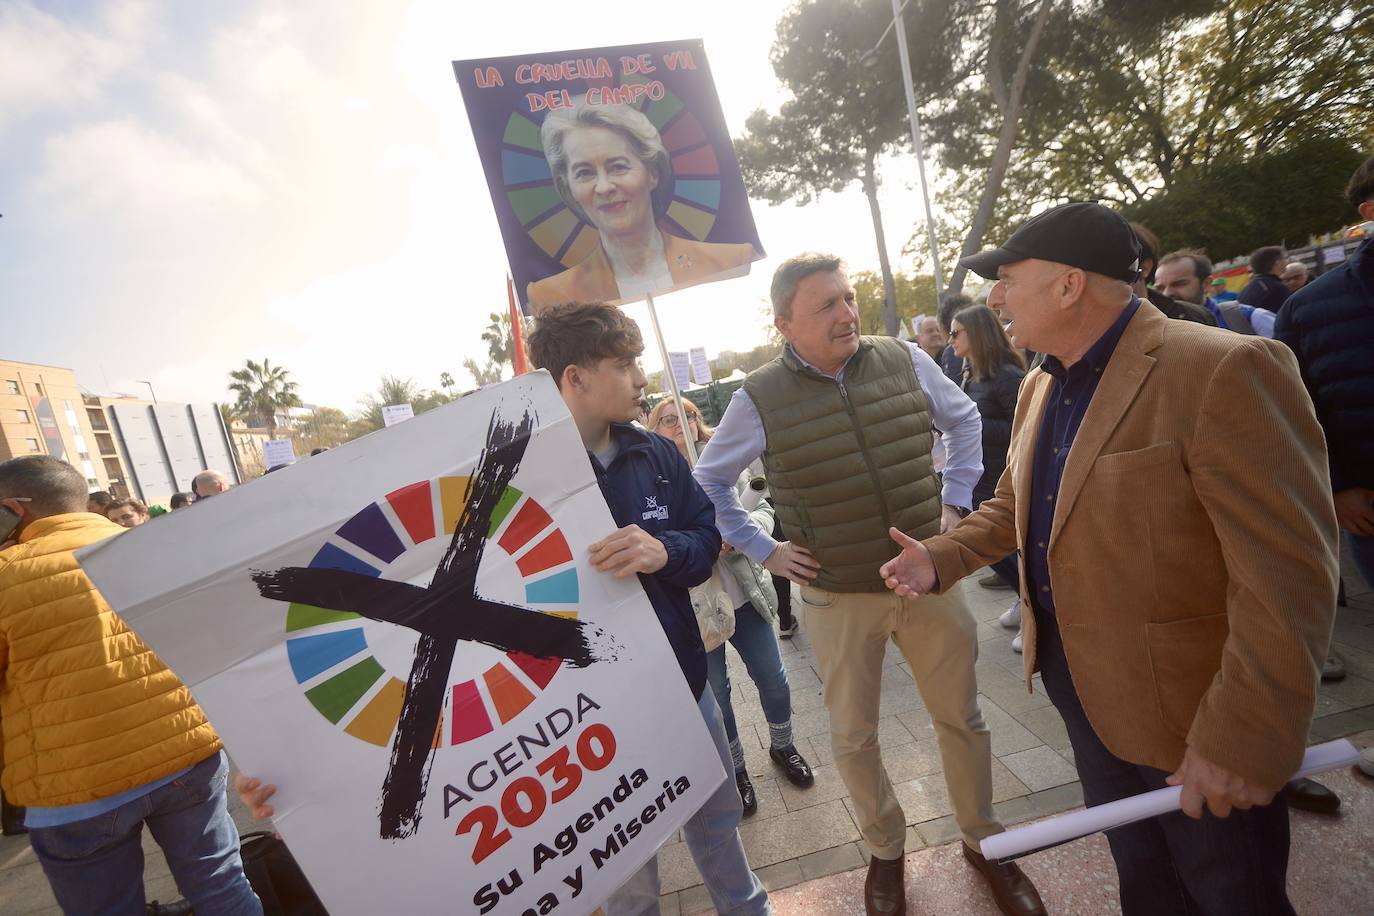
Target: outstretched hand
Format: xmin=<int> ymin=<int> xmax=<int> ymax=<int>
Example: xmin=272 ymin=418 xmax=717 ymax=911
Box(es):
xmin=879 ymin=527 xmax=937 ymax=597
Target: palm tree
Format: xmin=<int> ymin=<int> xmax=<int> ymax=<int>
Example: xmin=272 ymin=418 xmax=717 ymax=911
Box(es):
xmin=227 ymin=358 xmax=302 ymax=438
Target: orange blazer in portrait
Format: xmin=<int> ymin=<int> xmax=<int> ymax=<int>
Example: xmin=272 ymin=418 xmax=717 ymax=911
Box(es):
xmin=526 ymin=226 xmax=755 ymax=312
xmin=923 ymin=302 xmax=1339 ymax=792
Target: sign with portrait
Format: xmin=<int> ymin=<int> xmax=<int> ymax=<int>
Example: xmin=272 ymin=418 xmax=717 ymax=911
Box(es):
xmin=454 ymin=40 xmax=765 ymax=314
xmin=78 ymin=373 xmax=723 ymax=916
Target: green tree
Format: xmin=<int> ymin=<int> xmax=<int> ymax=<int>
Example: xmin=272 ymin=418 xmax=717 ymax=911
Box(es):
xmin=353 ymin=376 xmax=455 ymax=435
xmin=736 ymin=0 xmax=976 ymax=334
xmin=463 ymin=357 xmax=504 ymax=388
xmin=292 ymin=406 xmax=352 ymax=453
xmin=850 ymin=269 xmax=937 ymax=335
xmin=481 ymin=312 xmax=515 ymax=370
xmin=1123 ymin=137 xmax=1367 ymax=260
xmin=226 ymin=358 xmax=302 ymax=438
xmin=928 ymin=0 xmax=1374 ymax=272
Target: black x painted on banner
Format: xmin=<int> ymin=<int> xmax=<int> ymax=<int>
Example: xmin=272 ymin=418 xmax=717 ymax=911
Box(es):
xmin=252 ymin=406 xmax=603 ymax=839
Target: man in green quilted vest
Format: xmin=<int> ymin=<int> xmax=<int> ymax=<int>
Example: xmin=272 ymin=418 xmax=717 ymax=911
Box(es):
xmin=695 ymin=254 xmax=1045 ymax=916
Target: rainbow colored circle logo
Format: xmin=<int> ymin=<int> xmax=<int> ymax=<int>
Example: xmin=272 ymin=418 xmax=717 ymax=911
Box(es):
xmin=498 ymin=87 xmax=726 ymax=267
xmin=284 ymin=476 xmax=579 ymax=748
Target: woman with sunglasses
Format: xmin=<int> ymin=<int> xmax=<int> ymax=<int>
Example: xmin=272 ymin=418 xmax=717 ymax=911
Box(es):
xmin=949 ymin=305 xmax=1028 ymax=651
xmin=646 ymin=398 xmax=814 ymax=815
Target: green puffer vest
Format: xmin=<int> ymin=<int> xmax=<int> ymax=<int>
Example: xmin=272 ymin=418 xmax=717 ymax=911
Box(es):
xmin=743 ymin=336 xmax=942 ymax=592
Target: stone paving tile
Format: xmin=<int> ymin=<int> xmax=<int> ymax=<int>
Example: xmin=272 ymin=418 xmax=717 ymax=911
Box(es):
xmin=776 ymin=764 xmax=849 ymax=813
xmin=755 ymin=858 xmax=804 ymax=892
xmin=676 ymin=881 xmax=714 ymax=914
xmin=999 ymin=745 xmax=1080 ymax=792
xmin=1017 ymin=703 xmax=1072 ymax=751
xmin=980 ymin=696 xmax=1043 ymax=756
xmin=796 ymin=841 xmax=865 ymax=880
xmin=736 ymin=799 xmax=863 ymax=870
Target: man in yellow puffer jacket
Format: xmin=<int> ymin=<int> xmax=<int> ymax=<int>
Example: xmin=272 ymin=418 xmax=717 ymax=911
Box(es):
xmin=0 ymin=456 xmax=261 ymax=915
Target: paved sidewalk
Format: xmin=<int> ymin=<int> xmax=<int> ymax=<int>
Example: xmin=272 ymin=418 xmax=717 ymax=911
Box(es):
xmin=652 ymin=548 xmax=1374 ymax=915
xmin=1 ymin=553 xmax=1370 ymax=914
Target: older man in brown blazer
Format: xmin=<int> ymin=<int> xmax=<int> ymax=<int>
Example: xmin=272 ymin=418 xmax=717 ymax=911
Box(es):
xmin=878 ymin=202 xmax=1338 ymax=916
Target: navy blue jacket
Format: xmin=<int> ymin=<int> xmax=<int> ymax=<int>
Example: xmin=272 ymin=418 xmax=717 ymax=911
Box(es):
xmin=1275 ymin=238 xmax=1374 ymax=492
xmin=590 ymin=422 xmax=719 ymax=699
xmin=1239 ymin=272 xmax=1290 ymax=312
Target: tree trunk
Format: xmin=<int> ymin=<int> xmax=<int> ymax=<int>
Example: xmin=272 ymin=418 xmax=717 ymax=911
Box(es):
xmin=861 ymin=152 xmax=900 ymax=336
xmin=946 ymin=0 xmax=1054 ymax=297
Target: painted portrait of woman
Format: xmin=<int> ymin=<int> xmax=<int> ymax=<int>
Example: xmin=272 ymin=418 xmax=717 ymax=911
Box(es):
xmin=526 ymin=97 xmax=757 ymax=310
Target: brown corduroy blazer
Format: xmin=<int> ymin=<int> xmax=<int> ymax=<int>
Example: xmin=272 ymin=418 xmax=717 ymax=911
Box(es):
xmin=924 ymin=302 xmax=1339 ymax=792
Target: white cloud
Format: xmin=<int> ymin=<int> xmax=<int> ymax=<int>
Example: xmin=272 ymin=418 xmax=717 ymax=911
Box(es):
xmin=36 ymin=119 xmax=265 ymax=232
xmin=0 ymin=0 xmax=147 ymax=132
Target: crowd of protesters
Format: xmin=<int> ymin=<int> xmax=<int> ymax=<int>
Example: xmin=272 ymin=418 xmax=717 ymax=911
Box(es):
xmin=1 ymin=154 xmax=1371 ymax=916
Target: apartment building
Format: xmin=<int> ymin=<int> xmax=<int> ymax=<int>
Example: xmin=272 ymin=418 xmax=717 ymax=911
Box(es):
xmin=0 ymin=359 xmax=122 ymax=494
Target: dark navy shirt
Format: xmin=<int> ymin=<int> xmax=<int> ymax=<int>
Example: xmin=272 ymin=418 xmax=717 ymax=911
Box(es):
xmin=1025 ymin=297 xmax=1141 ymax=615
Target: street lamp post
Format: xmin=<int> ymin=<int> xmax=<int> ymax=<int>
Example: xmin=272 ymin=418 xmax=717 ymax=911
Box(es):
xmin=864 ymin=0 xmax=946 ymax=306
xmin=137 ymin=380 xmax=158 ymax=403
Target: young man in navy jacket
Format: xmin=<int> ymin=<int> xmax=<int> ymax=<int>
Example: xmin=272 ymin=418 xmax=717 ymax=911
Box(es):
xmin=527 ymin=302 xmax=770 ymax=916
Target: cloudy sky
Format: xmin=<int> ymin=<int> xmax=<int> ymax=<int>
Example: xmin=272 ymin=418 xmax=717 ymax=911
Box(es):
xmin=2 ymin=0 xmax=941 ymax=411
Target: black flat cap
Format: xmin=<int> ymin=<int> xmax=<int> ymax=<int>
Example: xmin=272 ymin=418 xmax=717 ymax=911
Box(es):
xmin=960 ymin=202 xmax=1142 ymax=283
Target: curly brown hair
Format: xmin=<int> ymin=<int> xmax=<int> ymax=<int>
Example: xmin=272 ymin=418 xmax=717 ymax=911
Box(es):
xmin=526 ymin=302 xmax=644 ymax=388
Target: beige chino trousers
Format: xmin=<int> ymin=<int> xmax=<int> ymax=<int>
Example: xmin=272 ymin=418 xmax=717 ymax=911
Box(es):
xmin=800 ymin=584 xmax=1001 ymax=858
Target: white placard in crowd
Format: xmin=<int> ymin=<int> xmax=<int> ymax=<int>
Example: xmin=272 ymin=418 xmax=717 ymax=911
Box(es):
xmin=1321 ymin=246 xmax=1346 ymax=266
xmin=382 ymin=403 xmax=415 ymax=427
xmin=667 ymin=352 xmax=692 ymax=391
xmin=78 ymin=373 xmax=724 ymax=916
xmin=262 ymin=438 xmax=296 ymax=468
xmin=689 ymin=348 xmax=712 ymax=386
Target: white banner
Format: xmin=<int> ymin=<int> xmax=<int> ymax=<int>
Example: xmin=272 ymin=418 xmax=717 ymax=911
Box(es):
xmin=382 ymin=403 xmax=416 ymax=427
xmin=262 ymin=438 xmax=296 ymax=468
xmin=667 ymin=352 xmax=692 ymax=391
xmin=79 ymin=373 xmax=722 ymax=916
xmin=689 ymin=348 xmax=712 ymax=386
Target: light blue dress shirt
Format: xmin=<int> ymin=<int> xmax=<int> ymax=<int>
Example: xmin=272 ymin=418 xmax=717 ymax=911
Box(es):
xmin=694 ymin=341 xmax=984 ymax=566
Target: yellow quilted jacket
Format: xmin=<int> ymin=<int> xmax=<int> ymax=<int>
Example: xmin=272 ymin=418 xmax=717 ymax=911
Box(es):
xmin=0 ymin=513 xmax=221 ymax=807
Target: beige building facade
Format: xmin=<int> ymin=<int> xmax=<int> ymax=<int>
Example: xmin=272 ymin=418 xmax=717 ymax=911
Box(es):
xmin=0 ymin=359 xmax=128 ymax=495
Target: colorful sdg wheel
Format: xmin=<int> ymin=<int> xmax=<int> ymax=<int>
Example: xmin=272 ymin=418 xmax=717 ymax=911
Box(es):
xmin=284 ymin=477 xmax=579 ymax=748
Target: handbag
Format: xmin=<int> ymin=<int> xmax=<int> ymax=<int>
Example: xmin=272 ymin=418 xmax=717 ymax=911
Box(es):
xmin=690 ymin=563 xmax=737 ymax=652
xmin=239 ymin=831 xmax=329 ymax=915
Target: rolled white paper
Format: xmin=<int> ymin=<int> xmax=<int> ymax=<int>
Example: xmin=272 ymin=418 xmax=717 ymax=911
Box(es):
xmin=980 ymin=738 xmax=1361 ymax=861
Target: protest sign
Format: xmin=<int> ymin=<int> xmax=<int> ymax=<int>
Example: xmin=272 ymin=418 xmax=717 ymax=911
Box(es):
xmin=667 ymin=352 xmax=692 ymax=390
xmin=262 ymin=438 xmax=296 ymax=468
xmin=689 ymin=348 xmax=711 ymax=385
xmin=79 ymin=373 xmax=724 ymax=916
xmin=382 ymin=403 xmax=415 ymax=427
xmin=453 ymin=39 xmax=765 ymax=314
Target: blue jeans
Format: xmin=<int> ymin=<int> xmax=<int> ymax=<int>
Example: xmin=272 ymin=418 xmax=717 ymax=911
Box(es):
xmin=603 ymin=689 xmax=770 ymax=916
xmin=707 ymin=602 xmax=792 ymax=761
xmin=28 ymin=751 xmax=262 ymax=916
xmin=1033 ymin=604 xmax=1294 ymax=915
xmin=1347 ymin=531 xmax=1374 ymax=590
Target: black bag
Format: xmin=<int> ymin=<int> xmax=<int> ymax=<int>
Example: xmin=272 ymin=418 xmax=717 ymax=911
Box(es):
xmin=239 ymin=831 xmax=329 ymax=916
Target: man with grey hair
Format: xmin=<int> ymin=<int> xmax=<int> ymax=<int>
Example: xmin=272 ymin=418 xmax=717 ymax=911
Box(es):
xmin=880 ymin=202 xmax=1336 ymax=914
xmin=694 ymin=254 xmax=1044 ymax=916
xmin=915 ymin=314 xmax=948 ymax=363
xmin=192 ymin=469 xmax=231 ymax=500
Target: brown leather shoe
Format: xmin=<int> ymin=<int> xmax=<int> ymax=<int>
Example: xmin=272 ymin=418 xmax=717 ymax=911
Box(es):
xmin=963 ymin=843 xmax=1046 ymax=916
xmin=864 ymin=854 xmax=906 ymax=916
